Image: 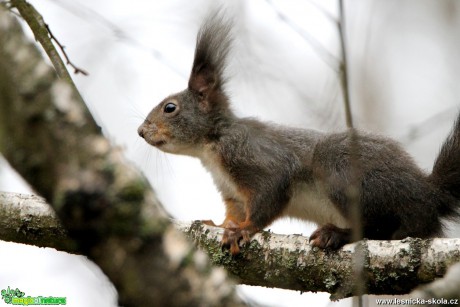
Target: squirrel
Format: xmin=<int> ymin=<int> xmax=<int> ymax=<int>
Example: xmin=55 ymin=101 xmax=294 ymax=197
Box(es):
xmin=138 ymin=13 xmax=460 ymax=255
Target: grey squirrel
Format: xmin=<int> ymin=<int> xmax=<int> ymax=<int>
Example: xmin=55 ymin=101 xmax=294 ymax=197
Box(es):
xmin=138 ymin=13 xmax=460 ymax=255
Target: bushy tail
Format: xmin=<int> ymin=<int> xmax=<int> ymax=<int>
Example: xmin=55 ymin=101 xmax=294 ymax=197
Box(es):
xmin=429 ymin=111 xmax=460 ymax=217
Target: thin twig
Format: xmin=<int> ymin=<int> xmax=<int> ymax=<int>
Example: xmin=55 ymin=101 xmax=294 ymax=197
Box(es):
xmin=10 ymin=0 xmax=73 ymax=82
xmin=49 ymin=0 xmax=186 ymax=78
xmin=9 ymin=1 xmax=88 ymax=76
xmin=399 ymin=107 xmax=458 ymax=144
xmin=307 ymin=0 xmax=338 ymax=25
xmin=44 ymin=23 xmax=88 ymax=75
xmin=266 ymin=0 xmax=340 ymax=73
xmin=338 ymin=1 xmax=364 ymax=305
xmin=10 ymin=0 xmax=86 ymax=110
xmin=338 ymin=0 xmax=353 ymax=128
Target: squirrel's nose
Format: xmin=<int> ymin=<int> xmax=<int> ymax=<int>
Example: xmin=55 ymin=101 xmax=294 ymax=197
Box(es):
xmin=138 ymin=125 xmax=145 ymax=138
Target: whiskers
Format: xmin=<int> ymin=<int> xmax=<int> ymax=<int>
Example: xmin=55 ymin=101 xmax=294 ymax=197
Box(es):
xmin=124 ymin=98 xmax=176 ymax=185
xmin=125 ymin=100 xmax=148 ymax=126
xmin=132 ymin=134 xmax=175 ymax=182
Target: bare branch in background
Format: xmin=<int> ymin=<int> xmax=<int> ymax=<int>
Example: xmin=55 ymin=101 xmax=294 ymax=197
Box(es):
xmin=265 ymin=0 xmax=340 ymax=73
xmin=307 ymin=0 xmax=338 ymax=25
xmin=338 ymin=0 xmax=353 ymax=129
xmin=336 ymin=3 xmax=363 ymax=306
xmin=399 ymin=107 xmax=458 ymax=144
xmin=266 ymin=0 xmax=355 ymax=129
xmin=10 ymin=0 xmax=83 ymax=84
xmin=50 ymin=0 xmax=186 ymax=78
xmin=44 ymin=23 xmax=88 ymax=75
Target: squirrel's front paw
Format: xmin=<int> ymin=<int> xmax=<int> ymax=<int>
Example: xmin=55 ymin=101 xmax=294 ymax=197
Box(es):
xmin=309 ymin=223 xmax=351 ymax=250
xmin=222 ymin=221 xmax=251 ymax=255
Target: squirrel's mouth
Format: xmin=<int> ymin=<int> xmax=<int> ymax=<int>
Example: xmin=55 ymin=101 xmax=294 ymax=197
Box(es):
xmin=153 ymin=140 xmax=166 ymax=147
xmin=148 ymin=139 xmax=166 ymax=147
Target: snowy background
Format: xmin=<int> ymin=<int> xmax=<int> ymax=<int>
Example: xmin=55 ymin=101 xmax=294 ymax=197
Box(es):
xmin=1 ymin=0 xmax=460 ymax=306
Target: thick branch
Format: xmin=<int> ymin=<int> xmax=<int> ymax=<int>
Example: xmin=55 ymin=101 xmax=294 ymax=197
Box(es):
xmin=178 ymin=221 xmax=460 ymax=300
xmin=2 ymin=193 xmax=460 ymax=300
xmin=410 ymin=262 xmax=460 ymax=303
xmin=0 ymin=192 xmax=73 ymax=252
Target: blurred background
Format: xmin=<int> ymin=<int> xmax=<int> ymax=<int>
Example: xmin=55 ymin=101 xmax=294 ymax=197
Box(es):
xmin=1 ymin=0 xmax=460 ymax=306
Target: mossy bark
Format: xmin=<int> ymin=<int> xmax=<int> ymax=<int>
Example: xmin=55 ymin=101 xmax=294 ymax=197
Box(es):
xmin=0 ymin=192 xmax=72 ymax=251
xmin=178 ymin=221 xmax=460 ymax=300
xmin=2 ymin=190 xmax=460 ymax=301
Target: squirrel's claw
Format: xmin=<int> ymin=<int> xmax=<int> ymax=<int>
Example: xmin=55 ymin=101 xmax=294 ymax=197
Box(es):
xmin=222 ymin=224 xmax=251 ymax=255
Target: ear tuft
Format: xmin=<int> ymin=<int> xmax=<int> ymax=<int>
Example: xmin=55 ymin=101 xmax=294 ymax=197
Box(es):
xmin=188 ymin=10 xmax=232 ymax=100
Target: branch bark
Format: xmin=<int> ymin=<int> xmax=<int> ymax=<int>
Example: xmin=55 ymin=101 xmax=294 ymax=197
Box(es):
xmin=0 ymin=6 xmax=242 ymax=307
xmin=177 ymin=221 xmax=460 ymax=300
xmin=0 ymin=192 xmax=72 ymax=252
xmin=1 ymin=191 xmax=460 ymax=301
xmin=410 ymin=262 xmax=460 ymax=304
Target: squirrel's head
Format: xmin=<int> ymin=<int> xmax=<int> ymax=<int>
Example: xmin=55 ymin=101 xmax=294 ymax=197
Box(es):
xmin=137 ymin=85 xmax=230 ymax=155
xmin=138 ymin=12 xmax=233 ymax=155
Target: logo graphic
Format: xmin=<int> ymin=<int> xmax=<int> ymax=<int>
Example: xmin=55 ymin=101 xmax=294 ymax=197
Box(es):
xmin=1 ymin=287 xmax=66 ymax=305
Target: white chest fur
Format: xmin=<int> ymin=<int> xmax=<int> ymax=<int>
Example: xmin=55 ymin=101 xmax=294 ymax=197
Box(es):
xmin=283 ymin=182 xmax=349 ymax=228
xmin=199 ymin=146 xmax=240 ymax=201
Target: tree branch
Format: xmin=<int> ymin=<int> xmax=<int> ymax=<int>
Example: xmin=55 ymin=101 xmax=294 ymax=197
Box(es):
xmin=410 ymin=262 xmax=460 ymax=303
xmin=44 ymin=23 xmax=88 ymax=76
xmin=0 ymin=192 xmax=73 ymax=252
xmin=10 ymin=0 xmax=81 ymax=83
xmin=266 ymin=0 xmax=340 ymax=73
xmin=177 ymin=221 xmax=460 ymax=300
xmin=2 ymin=192 xmax=460 ymax=300
xmin=338 ymin=0 xmax=353 ymax=129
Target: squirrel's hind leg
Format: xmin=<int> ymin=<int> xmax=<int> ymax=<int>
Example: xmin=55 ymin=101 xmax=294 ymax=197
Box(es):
xmin=309 ymin=223 xmax=351 ymax=250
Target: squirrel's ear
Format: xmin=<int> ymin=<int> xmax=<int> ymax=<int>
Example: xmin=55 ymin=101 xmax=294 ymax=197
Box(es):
xmin=188 ymin=11 xmax=232 ymax=101
xmin=188 ymin=66 xmax=216 ymax=99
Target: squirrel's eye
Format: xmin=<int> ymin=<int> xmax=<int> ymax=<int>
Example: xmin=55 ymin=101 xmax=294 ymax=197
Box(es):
xmin=164 ymin=102 xmax=177 ymax=114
